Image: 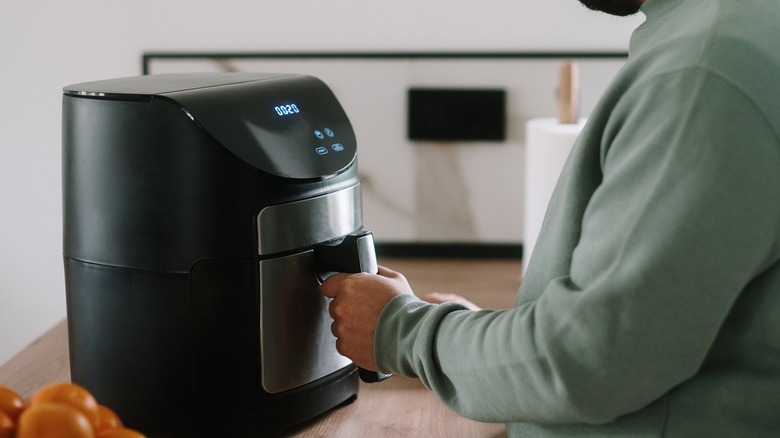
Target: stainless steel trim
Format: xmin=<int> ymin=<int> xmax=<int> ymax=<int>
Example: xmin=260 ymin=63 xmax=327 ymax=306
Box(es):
xmin=259 ymin=250 xmax=352 ymax=394
xmin=257 ymin=184 xmax=362 ymax=255
xmin=356 ymin=233 xmax=378 ymax=274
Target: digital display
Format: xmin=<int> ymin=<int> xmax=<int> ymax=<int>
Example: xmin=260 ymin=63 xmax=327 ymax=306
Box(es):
xmin=275 ymin=104 xmax=300 ymax=116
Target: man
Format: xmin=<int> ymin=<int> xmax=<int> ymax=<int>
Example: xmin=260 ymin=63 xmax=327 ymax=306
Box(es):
xmin=322 ymin=0 xmax=780 ymax=435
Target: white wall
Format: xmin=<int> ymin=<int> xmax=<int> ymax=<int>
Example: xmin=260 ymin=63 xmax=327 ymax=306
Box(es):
xmin=0 ymin=0 xmax=642 ymax=365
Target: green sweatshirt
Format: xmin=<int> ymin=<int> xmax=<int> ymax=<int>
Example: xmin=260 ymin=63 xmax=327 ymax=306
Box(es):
xmin=374 ymin=0 xmax=780 ymax=436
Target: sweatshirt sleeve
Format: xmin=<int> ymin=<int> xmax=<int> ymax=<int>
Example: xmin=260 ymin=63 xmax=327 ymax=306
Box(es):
xmin=373 ymin=69 xmax=780 ymax=424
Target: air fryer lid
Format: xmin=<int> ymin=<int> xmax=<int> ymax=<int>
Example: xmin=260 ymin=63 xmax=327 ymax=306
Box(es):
xmin=64 ymin=73 xmax=357 ymax=180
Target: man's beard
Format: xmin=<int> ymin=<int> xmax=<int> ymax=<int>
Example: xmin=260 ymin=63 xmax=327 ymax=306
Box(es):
xmin=578 ymin=0 xmax=643 ymax=16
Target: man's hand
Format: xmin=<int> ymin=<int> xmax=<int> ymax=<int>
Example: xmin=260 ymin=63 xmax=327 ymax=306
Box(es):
xmin=320 ymin=265 xmax=414 ymax=371
xmin=421 ymin=292 xmax=482 ymax=311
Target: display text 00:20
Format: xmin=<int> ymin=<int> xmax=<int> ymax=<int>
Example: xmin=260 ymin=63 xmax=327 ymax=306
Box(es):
xmin=275 ymin=104 xmax=300 ymax=116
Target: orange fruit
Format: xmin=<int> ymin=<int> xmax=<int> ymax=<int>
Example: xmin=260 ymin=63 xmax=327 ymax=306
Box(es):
xmin=0 ymin=385 xmax=25 ymax=421
xmin=94 ymin=405 xmax=123 ymax=434
xmin=0 ymin=410 xmax=14 ymax=438
xmin=97 ymin=428 xmax=146 ymax=438
xmin=30 ymin=382 xmax=100 ymax=428
xmin=16 ymin=402 xmax=94 ymax=438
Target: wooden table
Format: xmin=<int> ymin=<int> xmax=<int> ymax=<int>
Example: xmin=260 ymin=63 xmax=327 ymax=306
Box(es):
xmin=0 ymin=259 xmax=521 ymax=437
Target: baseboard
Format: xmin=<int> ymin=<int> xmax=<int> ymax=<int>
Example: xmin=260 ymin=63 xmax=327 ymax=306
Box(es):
xmin=374 ymin=242 xmax=523 ymax=260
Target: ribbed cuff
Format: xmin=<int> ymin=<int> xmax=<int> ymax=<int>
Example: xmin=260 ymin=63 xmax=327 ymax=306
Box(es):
xmin=374 ymin=294 xmax=467 ymax=378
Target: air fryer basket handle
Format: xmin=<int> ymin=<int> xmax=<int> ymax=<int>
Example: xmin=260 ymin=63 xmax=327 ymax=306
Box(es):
xmin=315 ymin=230 xmax=392 ymax=383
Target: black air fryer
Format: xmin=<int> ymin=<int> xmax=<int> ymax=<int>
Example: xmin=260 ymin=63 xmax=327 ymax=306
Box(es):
xmin=62 ymin=73 xmax=378 ymax=437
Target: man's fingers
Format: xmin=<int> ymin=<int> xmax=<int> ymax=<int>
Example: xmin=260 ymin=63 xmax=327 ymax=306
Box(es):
xmin=421 ymin=292 xmax=481 ymax=311
xmin=334 ymin=337 xmax=346 ymax=356
xmin=320 ymin=272 xmax=350 ymax=298
xmin=377 ymin=265 xmax=400 ymax=278
xmin=330 ymin=320 xmax=339 ymax=337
